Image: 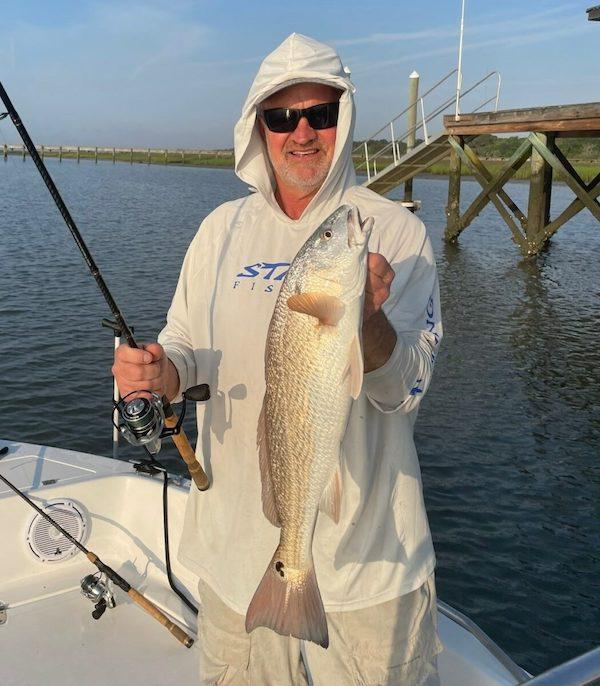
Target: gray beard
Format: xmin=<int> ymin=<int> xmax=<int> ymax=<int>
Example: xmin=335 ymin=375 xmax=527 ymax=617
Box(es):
xmin=263 ymin=138 xmax=331 ymax=194
xmin=276 ymin=160 xmax=330 ymax=192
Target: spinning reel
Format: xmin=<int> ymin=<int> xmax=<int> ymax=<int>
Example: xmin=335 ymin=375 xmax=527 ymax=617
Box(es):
xmin=81 ymin=572 xmax=116 ymax=620
xmin=114 ymin=390 xmax=166 ymax=454
xmin=113 ymin=384 xmax=210 ymax=455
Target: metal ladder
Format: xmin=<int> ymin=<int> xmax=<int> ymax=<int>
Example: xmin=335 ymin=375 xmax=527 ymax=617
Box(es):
xmin=353 ymin=69 xmax=502 ymax=194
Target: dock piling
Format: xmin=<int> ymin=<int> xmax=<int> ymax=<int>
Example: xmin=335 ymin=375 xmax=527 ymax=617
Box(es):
xmin=527 ymin=132 xmax=553 ymax=247
xmin=404 ymin=71 xmax=419 ymax=210
xmin=443 ymin=102 xmax=600 ymax=256
xmin=95 ymin=146 xmax=98 ymax=164
xmin=445 ymin=137 xmax=462 ymax=242
xmin=528 ymin=133 xmax=600 ymax=223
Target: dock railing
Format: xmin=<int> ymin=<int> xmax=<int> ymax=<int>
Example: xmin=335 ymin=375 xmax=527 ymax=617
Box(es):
xmin=353 ymin=69 xmax=501 ymax=182
xmin=2 ymin=144 xmax=232 ymax=164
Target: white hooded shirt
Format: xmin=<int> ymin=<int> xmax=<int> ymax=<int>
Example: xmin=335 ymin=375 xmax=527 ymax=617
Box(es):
xmin=158 ymin=33 xmax=442 ymax=614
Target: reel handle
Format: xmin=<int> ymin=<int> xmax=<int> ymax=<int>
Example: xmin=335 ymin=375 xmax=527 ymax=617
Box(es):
xmin=92 ymin=598 xmax=107 ymax=620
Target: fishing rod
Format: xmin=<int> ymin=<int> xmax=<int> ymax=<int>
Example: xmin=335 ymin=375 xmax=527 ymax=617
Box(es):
xmin=0 ymin=447 xmax=194 ymax=647
xmin=0 ymin=82 xmax=210 ymax=491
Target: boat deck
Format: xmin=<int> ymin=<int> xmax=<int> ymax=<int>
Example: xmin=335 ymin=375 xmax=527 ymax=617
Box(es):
xmin=1 ymin=579 xmax=521 ymax=686
xmin=0 ymin=440 xmax=528 ymax=686
xmin=2 ymin=584 xmax=199 ymax=686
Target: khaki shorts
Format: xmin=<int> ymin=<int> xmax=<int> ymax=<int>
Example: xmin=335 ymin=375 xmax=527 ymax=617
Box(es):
xmin=197 ymin=574 xmax=443 ymax=686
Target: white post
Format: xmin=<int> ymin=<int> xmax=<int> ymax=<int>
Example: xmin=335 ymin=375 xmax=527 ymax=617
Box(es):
xmin=455 ymin=0 xmax=466 ymax=118
xmin=407 ymin=71 xmax=420 ymax=152
xmin=404 ymin=71 xmax=420 ymax=206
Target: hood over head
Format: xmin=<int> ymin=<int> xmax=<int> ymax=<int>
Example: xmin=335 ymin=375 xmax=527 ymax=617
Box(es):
xmin=234 ymin=33 xmax=357 ymax=222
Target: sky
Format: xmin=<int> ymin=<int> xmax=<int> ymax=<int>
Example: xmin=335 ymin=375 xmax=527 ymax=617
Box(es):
xmin=0 ymin=1 xmax=598 ymax=149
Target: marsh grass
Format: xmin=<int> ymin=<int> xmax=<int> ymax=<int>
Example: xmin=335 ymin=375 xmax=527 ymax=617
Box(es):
xmin=352 ymin=156 xmax=600 ymax=184
xmin=10 ymin=149 xmax=598 ymax=183
xmin=423 ymin=160 xmax=600 ymax=184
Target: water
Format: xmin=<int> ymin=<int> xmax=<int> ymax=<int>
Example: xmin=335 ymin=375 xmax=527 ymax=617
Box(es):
xmin=1 ymin=155 xmax=598 ymax=675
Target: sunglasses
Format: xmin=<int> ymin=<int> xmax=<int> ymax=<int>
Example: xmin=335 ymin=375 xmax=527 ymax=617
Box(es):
xmin=259 ymin=101 xmax=339 ymax=133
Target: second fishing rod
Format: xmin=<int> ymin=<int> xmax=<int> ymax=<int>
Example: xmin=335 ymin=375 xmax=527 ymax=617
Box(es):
xmin=0 ymin=446 xmax=194 ymax=647
xmin=0 ymin=81 xmax=210 ymax=491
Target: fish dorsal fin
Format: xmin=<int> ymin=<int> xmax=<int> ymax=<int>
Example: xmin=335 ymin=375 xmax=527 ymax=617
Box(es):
xmin=345 ymin=333 xmax=364 ymax=400
xmin=287 ymin=292 xmax=345 ymax=326
xmin=319 ymin=466 xmax=342 ymax=524
xmin=257 ymin=399 xmax=280 ymax=527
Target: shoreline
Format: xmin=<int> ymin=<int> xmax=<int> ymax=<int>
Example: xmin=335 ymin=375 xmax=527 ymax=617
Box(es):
xmin=4 ymin=149 xmax=599 ymax=184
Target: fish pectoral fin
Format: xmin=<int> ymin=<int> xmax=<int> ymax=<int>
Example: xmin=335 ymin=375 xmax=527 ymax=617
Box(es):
xmin=345 ymin=333 xmax=364 ymax=400
xmin=257 ymin=399 xmax=280 ymax=527
xmin=287 ymin=292 xmax=345 ymax=326
xmin=319 ymin=466 xmax=342 ymax=524
xmin=361 ymin=215 xmax=375 ymax=233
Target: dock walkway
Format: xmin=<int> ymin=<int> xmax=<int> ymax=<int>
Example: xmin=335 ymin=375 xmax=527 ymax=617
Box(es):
xmin=363 ymin=101 xmax=599 ymax=257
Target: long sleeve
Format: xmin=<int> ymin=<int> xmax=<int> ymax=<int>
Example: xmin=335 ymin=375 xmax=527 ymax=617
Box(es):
xmin=362 ymin=218 xmax=442 ymax=414
xmin=157 ymin=233 xmax=201 ymax=402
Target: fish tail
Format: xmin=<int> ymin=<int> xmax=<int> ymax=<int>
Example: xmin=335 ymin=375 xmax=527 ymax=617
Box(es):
xmin=245 ymin=550 xmax=329 ymax=649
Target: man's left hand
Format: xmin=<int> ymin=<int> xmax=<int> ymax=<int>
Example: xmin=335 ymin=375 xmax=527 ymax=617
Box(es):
xmin=362 ymin=253 xmax=397 ymax=372
xmin=363 ymin=252 xmax=395 ymax=321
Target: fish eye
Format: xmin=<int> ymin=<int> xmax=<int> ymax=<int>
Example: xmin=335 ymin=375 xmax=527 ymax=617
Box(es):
xmin=322 ymin=230 xmax=333 ymax=240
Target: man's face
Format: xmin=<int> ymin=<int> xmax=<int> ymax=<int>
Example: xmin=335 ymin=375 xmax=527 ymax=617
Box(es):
xmin=259 ymin=83 xmax=340 ymax=195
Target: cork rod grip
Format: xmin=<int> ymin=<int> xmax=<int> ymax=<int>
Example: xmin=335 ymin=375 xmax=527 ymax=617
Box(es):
xmin=85 ymin=553 xmax=194 ymax=648
xmin=163 ymin=403 xmax=210 ymax=491
xmin=128 ymin=588 xmax=195 ymax=648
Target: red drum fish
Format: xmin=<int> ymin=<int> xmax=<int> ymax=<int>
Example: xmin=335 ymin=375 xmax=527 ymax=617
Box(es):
xmin=245 ymin=205 xmax=373 ymax=648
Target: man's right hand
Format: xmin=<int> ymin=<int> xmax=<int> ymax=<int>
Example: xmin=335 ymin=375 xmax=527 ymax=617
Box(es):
xmin=112 ymin=342 xmax=179 ymax=401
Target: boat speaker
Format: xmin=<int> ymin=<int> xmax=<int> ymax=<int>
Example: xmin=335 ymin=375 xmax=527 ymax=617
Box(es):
xmin=25 ymin=498 xmax=90 ymax=563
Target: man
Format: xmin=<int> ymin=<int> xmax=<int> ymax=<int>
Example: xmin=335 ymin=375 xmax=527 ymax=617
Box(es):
xmin=113 ymin=33 xmax=443 ymax=685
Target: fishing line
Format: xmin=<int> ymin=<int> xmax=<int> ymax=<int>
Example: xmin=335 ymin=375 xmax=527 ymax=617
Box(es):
xmin=0 ymin=111 xmax=9 ymax=147
xmin=136 ymin=445 xmax=199 ymax=616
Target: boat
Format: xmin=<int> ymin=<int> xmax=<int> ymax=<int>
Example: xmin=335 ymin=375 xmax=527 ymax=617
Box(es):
xmin=2 ymin=438 xmax=598 ymax=685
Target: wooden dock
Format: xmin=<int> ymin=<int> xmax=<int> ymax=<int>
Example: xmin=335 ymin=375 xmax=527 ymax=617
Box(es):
xmin=443 ymin=102 xmax=600 ymax=256
xmin=2 ymin=144 xmax=231 ymax=165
